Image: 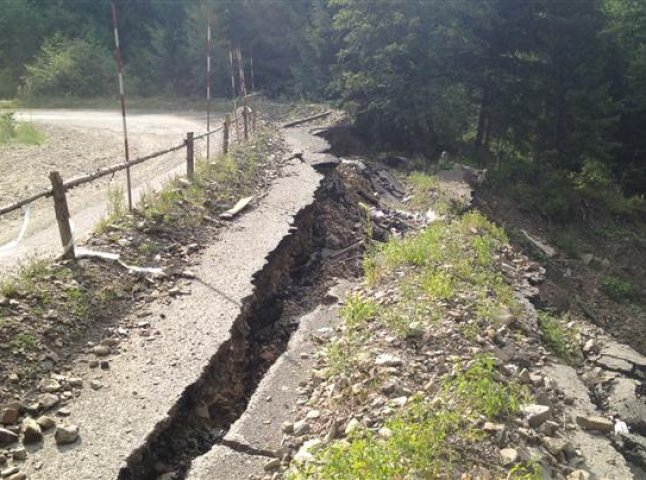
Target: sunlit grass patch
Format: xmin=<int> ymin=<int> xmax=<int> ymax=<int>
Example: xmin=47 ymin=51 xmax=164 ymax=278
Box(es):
xmin=340 ymin=293 xmax=377 ymax=328
xmin=288 ymin=356 xmax=529 ymax=479
xmin=538 ymin=311 xmax=579 ymax=363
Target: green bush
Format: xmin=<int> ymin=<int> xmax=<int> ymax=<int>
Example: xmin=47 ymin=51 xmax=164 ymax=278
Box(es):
xmin=21 ymin=34 xmax=114 ymax=99
xmin=602 ymin=275 xmax=636 ymax=302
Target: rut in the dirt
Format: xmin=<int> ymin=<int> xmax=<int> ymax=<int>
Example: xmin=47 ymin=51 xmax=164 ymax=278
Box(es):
xmin=117 ymin=160 xmax=372 ymax=480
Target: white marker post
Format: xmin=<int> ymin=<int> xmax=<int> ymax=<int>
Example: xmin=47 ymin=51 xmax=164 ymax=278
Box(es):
xmin=111 ymin=0 xmax=133 ymax=211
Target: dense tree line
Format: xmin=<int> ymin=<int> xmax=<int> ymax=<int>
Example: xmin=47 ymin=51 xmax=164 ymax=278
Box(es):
xmin=0 ymin=0 xmax=645 ymax=207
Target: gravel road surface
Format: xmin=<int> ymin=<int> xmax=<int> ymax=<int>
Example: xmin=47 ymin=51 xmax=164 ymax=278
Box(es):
xmin=0 ymin=109 xmax=221 ymax=273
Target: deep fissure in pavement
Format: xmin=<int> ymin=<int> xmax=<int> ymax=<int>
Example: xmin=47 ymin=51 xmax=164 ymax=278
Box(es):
xmin=117 ymin=162 xmax=364 ymax=480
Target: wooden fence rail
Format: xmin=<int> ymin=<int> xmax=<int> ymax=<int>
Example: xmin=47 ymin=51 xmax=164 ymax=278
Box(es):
xmin=0 ymin=105 xmax=258 ymax=260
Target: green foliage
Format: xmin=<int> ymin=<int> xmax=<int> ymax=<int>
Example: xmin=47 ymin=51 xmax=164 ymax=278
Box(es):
xmin=0 ymin=110 xmax=45 ymax=146
xmin=12 ymin=333 xmax=38 ymax=351
xmin=0 ymin=110 xmax=16 ymax=143
xmin=602 ymin=275 xmax=636 ymax=302
xmin=21 ymin=34 xmax=113 ymax=98
xmin=340 ymin=294 xmax=376 ymax=328
xmin=538 ymin=312 xmax=579 ymax=363
xmin=446 ymin=356 xmax=528 ymax=418
xmin=289 ymin=356 xmax=528 ymax=479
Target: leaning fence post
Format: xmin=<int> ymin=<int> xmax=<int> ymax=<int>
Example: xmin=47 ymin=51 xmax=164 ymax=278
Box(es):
xmin=49 ymin=171 xmax=75 ymax=260
xmin=242 ymin=107 xmax=249 ymax=141
xmin=223 ymin=115 xmax=230 ymax=155
xmin=186 ymin=132 xmax=195 ymax=180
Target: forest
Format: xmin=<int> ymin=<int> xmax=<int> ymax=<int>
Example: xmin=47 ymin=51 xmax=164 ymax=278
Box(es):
xmin=1 ymin=0 xmax=645 ymax=218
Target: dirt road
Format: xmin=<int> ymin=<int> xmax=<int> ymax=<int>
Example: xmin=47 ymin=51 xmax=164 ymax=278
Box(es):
xmin=0 ymin=109 xmax=222 ymax=272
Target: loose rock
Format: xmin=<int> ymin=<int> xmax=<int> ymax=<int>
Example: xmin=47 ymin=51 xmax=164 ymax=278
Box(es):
xmin=22 ymin=417 xmax=43 ymax=444
xmin=0 ymin=429 xmax=18 ymax=446
xmin=500 ymin=448 xmax=518 ymax=466
xmin=55 ymin=424 xmax=79 ymax=445
xmin=520 ymin=404 xmax=551 ymax=428
xmin=575 ymin=415 xmax=613 ymax=433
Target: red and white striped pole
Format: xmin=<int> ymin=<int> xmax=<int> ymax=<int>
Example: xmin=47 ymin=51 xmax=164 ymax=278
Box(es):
xmin=228 ymin=41 xmax=240 ymax=138
xmin=110 ymin=0 xmax=133 ymax=211
xmin=250 ymin=49 xmax=255 ymax=93
xmin=206 ymin=13 xmax=212 ymax=160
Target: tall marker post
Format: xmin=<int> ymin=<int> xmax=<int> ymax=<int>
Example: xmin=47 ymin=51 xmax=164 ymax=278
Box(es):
xmin=110 ymin=0 xmax=133 ymax=211
xmin=206 ymin=14 xmax=212 ymax=160
xmin=228 ymin=42 xmax=240 ymax=138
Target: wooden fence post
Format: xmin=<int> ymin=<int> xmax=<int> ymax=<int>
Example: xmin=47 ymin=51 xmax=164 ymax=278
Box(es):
xmin=49 ymin=171 xmax=75 ymax=260
xmin=223 ymin=115 xmax=230 ymax=155
xmin=242 ymin=106 xmax=249 ymax=141
xmin=186 ymin=132 xmax=195 ymax=180
xmin=252 ymin=108 xmax=257 ymax=134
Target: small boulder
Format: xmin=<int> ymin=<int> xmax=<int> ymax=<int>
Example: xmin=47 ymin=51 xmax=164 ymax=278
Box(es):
xmin=500 ymin=448 xmax=519 ymax=466
xmin=55 ymin=424 xmax=79 ymax=445
xmin=575 ymin=415 xmax=613 ymax=433
xmin=521 ymin=404 xmax=551 ymax=428
xmin=22 ymin=417 xmax=43 ymax=444
xmin=36 ymin=416 xmax=56 ymax=430
xmin=375 ymin=353 xmax=403 ymax=368
xmin=0 ymin=408 xmax=19 ymax=426
xmin=0 ymin=428 xmax=18 ymax=446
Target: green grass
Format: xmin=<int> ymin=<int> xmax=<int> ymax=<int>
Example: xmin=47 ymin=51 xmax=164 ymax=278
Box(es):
xmin=288 ymin=356 xmax=529 ymax=479
xmin=0 ymin=110 xmax=45 ymax=145
xmin=602 ymin=275 xmax=636 ymax=303
xmin=340 ymin=294 xmax=377 ymax=328
xmin=538 ymin=311 xmax=579 ymax=363
xmin=12 ymin=333 xmax=38 ymax=351
xmin=16 ymin=95 xmax=234 ymax=112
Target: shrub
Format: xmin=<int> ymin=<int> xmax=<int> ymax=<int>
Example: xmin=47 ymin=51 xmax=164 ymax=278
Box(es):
xmin=21 ymin=34 xmax=114 ymax=98
xmin=602 ymin=275 xmax=636 ymax=302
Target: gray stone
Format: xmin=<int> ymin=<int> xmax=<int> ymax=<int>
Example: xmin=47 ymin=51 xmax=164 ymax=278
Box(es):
xmin=542 ymin=436 xmax=569 ymax=455
xmin=293 ymin=420 xmax=309 ymax=436
xmin=7 ymin=473 xmax=27 ymax=480
xmin=521 ymin=404 xmax=551 ymax=427
xmin=68 ymin=377 xmax=83 ymax=388
xmin=38 ymin=378 xmax=61 ymax=393
xmin=10 ymin=447 xmax=26 ymax=460
xmin=375 ymin=353 xmax=403 ymax=367
xmin=344 ymin=418 xmax=360 ymax=435
xmin=575 ymin=415 xmax=613 ymax=433
xmin=263 ymin=458 xmax=281 ymax=472
xmin=0 ymin=409 xmax=19 ymax=426
xmin=55 ymin=424 xmax=79 ymax=445
xmin=582 ymin=339 xmax=597 ymax=355
xmin=500 ymin=448 xmax=519 ymax=466
xmin=36 ymin=416 xmax=56 ymax=430
xmin=595 ymin=355 xmax=633 ymax=374
xmin=22 ymin=417 xmax=43 ymax=443
xmin=609 ymin=378 xmax=646 ymax=425
xmin=600 ymin=343 xmax=646 ymax=369
xmin=38 ymin=393 xmax=59 ymax=410
xmin=0 ymin=428 xmax=18 ymax=446
xmin=1 ymin=467 xmax=19 ymax=477
xmin=92 ymin=345 xmax=110 ymax=357
xmin=566 ymin=470 xmax=591 ymax=480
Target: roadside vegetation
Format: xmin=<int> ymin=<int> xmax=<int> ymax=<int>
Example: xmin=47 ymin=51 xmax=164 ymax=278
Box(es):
xmin=0 ymin=110 xmax=45 ymax=146
xmin=287 ymin=173 xmax=543 ymax=478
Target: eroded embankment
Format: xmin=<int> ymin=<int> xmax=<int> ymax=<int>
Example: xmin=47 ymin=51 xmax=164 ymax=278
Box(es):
xmin=117 ymin=158 xmax=375 ymax=479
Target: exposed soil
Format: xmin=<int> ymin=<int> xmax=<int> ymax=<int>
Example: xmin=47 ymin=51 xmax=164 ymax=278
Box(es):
xmin=475 ymin=186 xmax=646 ymax=356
